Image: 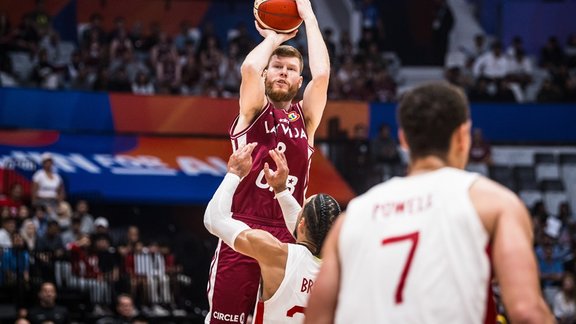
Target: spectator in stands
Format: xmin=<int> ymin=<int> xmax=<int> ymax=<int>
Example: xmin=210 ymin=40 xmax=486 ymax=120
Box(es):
xmin=27 ymin=282 xmax=69 ymax=324
xmin=506 ymin=48 xmax=533 ymax=97
xmin=128 ymin=21 xmax=146 ymax=54
xmin=108 ymin=67 xmax=132 ymax=93
xmin=65 ymin=50 xmax=90 ymax=90
xmin=120 ymin=225 xmax=140 ymax=250
xmin=0 ymin=217 xmax=17 ymax=248
xmin=109 ymin=29 xmax=133 ymax=67
xmin=369 ymin=123 xmax=400 ymax=181
xmin=464 ymin=34 xmax=488 ymax=62
xmin=431 ymin=0 xmax=454 ymax=66
xmin=40 ymin=30 xmax=74 ymax=66
xmin=68 ymin=233 xmax=110 ymax=316
xmin=537 ymin=78 xmax=564 ymax=103
xmin=469 ymin=128 xmax=493 ymax=164
xmin=96 ymin=294 xmax=139 ymax=324
xmin=53 ymin=200 xmax=72 ymax=231
xmin=32 ymin=153 xmax=65 ymax=211
xmin=219 ymin=43 xmax=242 ymax=97
xmin=30 ymin=48 xmax=60 ymax=89
xmin=179 ymin=54 xmax=201 ymax=95
xmin=2 ymin=232 xmax=30 ymax=308
xmin=346 ymin=124 xmax=370 ymax=192
xmin=155 ymin=51 xmax=181 ymax=94
xmin=506 ymin=36 xmax=524 ymax=57
xmin=468 ymin=77 xmax=493 ymax=102
xmin=174 ymin=20 xmax=194 ymax=54
xmin=61 ymin=216 xmax=82 ymax=247
xmin=553 ymin=273 xmax=576 ymax=323
xmin=20 ymin=219 xmax=38 ymax=251
xmin=27 ymin=0 xmax=51 ymax=38
xmin=0 ymin=183 xmax=25 ymax=208
xmin=473 ymin=40 xmax=508 ymax=81
xmin=131 ymin=71 xmax=155 ymax=95
xmin=371 ymin=68 xmax=397 ymax=102
xmin=94 ymin=217 xmax=112 ymax=241
xmin=108 ymin=16 xmax=127 ymax=43
xmin=228 ymin=22 xmax=255 ymax=59
xmin=150 ymin=32 xmax=177 ymax=68
xmin=16 ymin=205 xmax=30 ymax=228
xmin=81 ymin=13 xmax=106 ymax=49
xmin=323 ymin=28 xmax=337 ymax=63
xmin=36 ymin=220 xmax=65 ymax=263
xmin=138 ymin=241 xmax=170 ymax=317
xmin=95 ymin=235 xmax=119 ymax=307
xmin=13 ymin=14 xmax=39 ymax=53
xmin=540 ymin=36 xmax=565 ymax=68
xmin=538 ymin=241 xmax=565 ymax=306
xmin=0 ymin=53 xmax=19 ymax=87
xmin=74 ymin=200 xmax=94 ymax=235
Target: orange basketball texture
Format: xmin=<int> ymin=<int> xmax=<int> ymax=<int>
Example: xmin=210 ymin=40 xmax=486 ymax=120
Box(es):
xmin=254 ymin=0 xmax=303 ymax=33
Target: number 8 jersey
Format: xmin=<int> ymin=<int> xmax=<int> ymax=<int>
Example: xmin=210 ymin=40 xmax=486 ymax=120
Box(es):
xmin=230 ymin=101 xmax=313 ymax=227
xmin=336 ymin=168 xmax=491 ymax=324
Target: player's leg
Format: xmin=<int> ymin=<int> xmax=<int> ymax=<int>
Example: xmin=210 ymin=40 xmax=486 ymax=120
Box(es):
xmin=205 ymin=240 xmax=260 ymax=324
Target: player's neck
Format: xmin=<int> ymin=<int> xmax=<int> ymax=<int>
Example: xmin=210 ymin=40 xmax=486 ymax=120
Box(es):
xmin=269 ymin=99 xmax=292 ymax=111
xmin=408 ymin=156 xmax=447 ymax=176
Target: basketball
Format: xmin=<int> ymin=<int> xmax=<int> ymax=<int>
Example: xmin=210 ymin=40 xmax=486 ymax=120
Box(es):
xmin=254 ymin=0 xmax=303 ymax=34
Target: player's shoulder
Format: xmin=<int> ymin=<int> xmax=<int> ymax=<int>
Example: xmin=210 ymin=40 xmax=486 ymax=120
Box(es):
xmin=469 ymin=175 xmax=525 ymax=216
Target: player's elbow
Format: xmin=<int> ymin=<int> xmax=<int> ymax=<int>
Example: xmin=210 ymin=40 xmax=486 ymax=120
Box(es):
xmin=241 ymin=60 xmax=261 ymax=76
xmin=506 ymin=300 xmax=553 ymax=324
xmin=312 ymin=69 xmax=330 ymax=82
xmin=203 ymin=205 xmax=214 ymax=234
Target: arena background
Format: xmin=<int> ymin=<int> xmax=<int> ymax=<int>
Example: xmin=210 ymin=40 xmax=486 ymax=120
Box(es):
xmin=0 ymin=0 xmax=575 ymax=323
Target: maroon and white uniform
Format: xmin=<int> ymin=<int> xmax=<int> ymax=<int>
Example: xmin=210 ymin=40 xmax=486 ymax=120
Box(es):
xmin=206 ymin=101 xmax=313 ymax=324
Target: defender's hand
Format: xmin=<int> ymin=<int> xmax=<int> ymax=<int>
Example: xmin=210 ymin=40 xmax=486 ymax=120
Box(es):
xmin=263 ymin=149 xmax=289 ymax=193
xmin=228 ymin=142 xmax=257 ymax=178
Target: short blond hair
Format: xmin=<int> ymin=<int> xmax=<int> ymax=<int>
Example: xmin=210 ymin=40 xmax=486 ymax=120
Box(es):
xmin=268 ymin=45 xmax=304 ymax=73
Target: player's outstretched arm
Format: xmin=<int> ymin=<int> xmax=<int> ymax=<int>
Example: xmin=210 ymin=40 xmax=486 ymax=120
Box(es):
xmin=304 ymin=213 xmax=345 ymax=324
xmin=238 ymin=23 xmax=298 ymax=130
xmin=470 ymin=178 xmax=554 ymax=324
xmin=264 ymin=149 xmax=301 ymax=235
xmin=297 ymin=0 xmax=330 ymax=143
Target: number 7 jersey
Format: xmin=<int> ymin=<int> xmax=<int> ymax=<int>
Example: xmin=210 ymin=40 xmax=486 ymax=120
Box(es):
xmin=336 ymin=168 xmax=491 ymax=324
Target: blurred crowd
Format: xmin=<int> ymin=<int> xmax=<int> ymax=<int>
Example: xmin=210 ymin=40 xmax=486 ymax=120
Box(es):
xmin=0 ymin=153 xmax=197 ymax=322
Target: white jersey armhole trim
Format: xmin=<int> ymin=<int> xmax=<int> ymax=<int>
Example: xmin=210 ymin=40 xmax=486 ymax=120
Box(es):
xmin=230 ymin=102 xmax=271 ymax=139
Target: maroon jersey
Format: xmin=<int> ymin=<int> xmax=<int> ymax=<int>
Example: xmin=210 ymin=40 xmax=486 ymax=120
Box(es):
xmin=230 ymin=101 xmax=313 ymax=226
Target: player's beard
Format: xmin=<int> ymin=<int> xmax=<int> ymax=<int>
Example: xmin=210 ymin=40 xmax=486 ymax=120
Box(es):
xmin=265 ymin=78 xmax=298 ymax=102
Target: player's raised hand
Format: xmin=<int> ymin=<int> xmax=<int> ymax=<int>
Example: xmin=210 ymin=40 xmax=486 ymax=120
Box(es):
xmin=254 ymin=21 xmax=298 ymax=44
xmin=295 ymin=0 xmax=314 ymax=21
xmin=228 ymin=142 xmax=257 ymax=178
xmin=263 ymin=149 xmax=289 ymax=193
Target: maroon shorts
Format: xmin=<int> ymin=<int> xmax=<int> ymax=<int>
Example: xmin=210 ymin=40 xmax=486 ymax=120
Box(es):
xmin=205 ymin=222 xmax=295 ymax=324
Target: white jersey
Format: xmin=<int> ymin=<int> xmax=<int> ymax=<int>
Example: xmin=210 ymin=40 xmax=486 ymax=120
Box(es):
xmin=253 ymin=244 xmax=320 ymax=324
xmin=336 ymin=168 xmax=490 ymax=324
xmin=32 ymin=169 xmax=62 ymax=199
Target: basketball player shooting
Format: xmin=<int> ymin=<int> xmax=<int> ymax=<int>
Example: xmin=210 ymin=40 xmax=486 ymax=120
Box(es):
xmin=205 ymin=0 xmax=330 ymax=322
xmin=305 ymin=82 xmax=554 ymax=324
xmin=204 ymin=143 xmax=340 ymax=323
